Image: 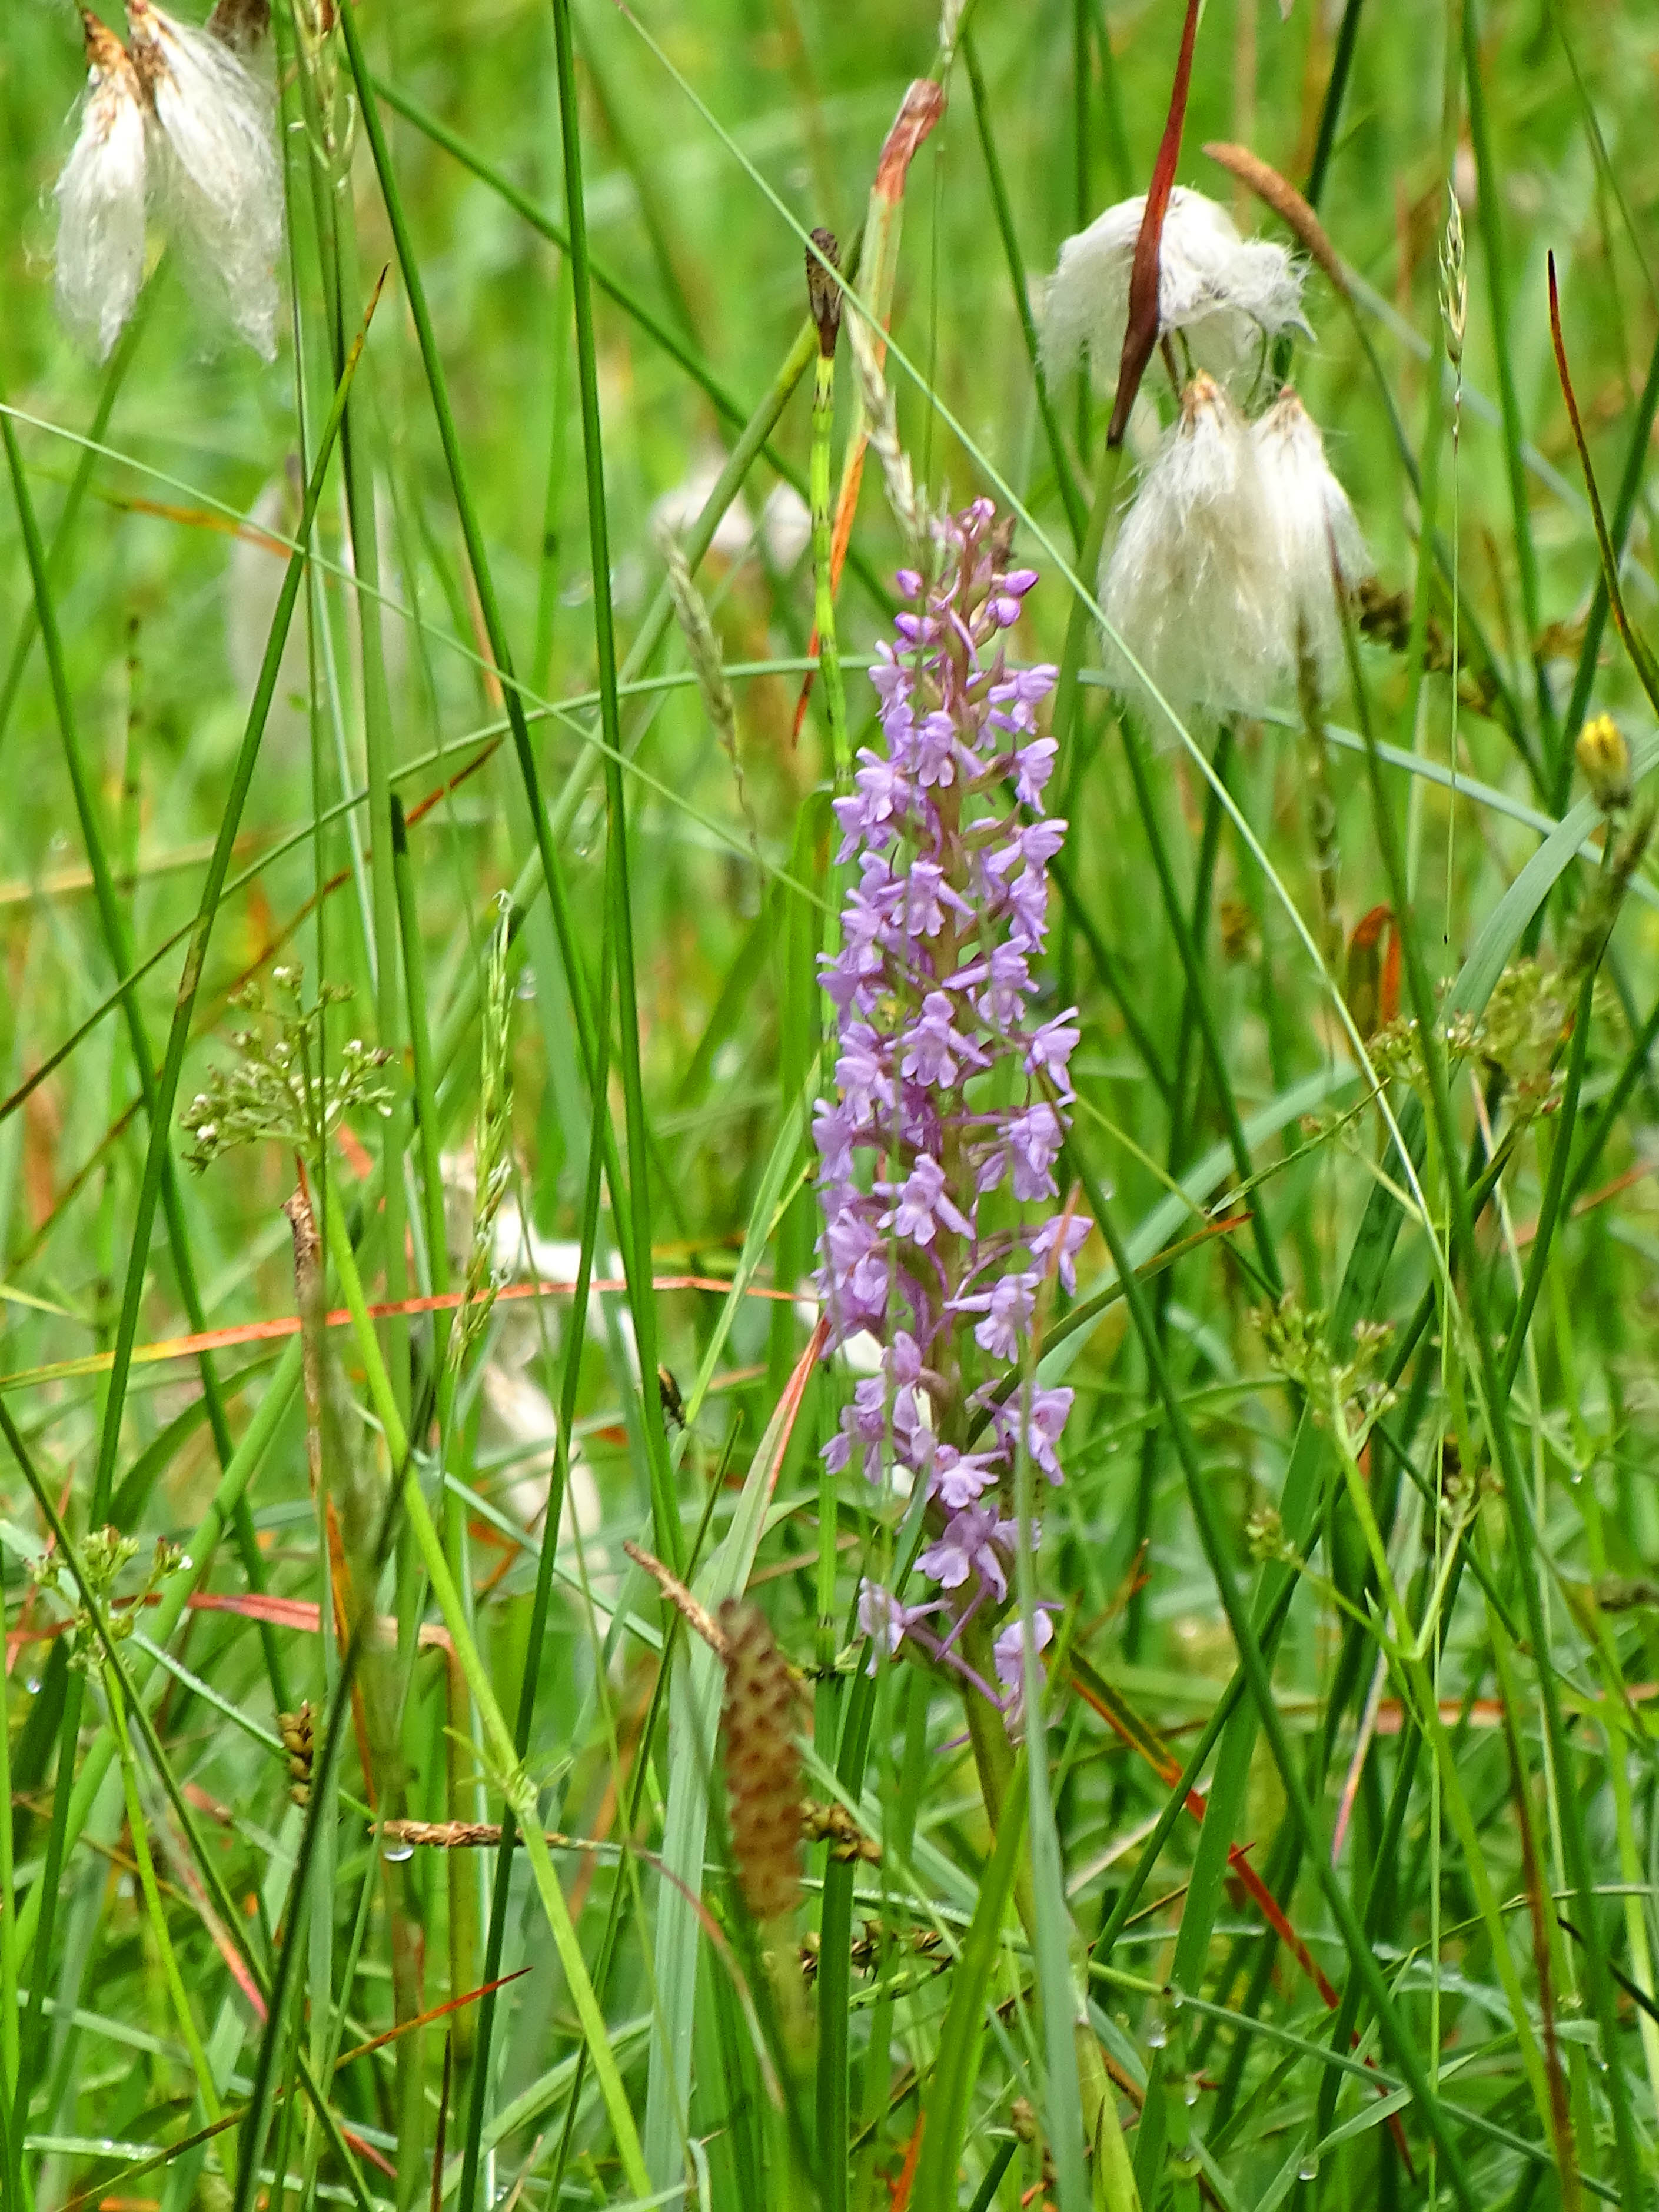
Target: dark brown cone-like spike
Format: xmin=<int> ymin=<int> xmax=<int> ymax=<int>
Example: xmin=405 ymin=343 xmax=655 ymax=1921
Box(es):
xmin=807 ymin=228 xmax=842 ymax=358
xmin=719 ymin=1599 xmax=803 ymax=1924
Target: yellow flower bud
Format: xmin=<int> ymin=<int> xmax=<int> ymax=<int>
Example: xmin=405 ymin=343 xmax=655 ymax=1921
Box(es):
xmin=1576 ymin=713 xmax=1632 ymax=814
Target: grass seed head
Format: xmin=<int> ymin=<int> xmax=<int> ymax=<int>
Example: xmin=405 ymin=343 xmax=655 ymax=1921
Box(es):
xmin=1439 ymin=184 xmax=1467 ymax=371
xmin=845 ymin=309 xmax=929 ymax=548
xmin=719 ymin=1599 xmax=803 ymax=1926
xmin=54 ymin=13 xmax=149 ymax=361
xmin=656 ymin=521 xmax=753 ymax=847
xmin=453 ymin=898 xmax=516 ymax=1372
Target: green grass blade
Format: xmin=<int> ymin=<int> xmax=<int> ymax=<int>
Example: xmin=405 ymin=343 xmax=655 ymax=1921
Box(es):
xmin=365 ymin=69 xmax=889 ymax=620
xmin=0 ymin=387 xmax=291 ymax=1707
xmin=961 ymin=28 xmax=1086 ymax=547
xmin=1342 ymin=611 xmax=1648 ymax=2209
xmin=912 ymin=1759 xmax=1028 ymax=2212
xmin=71 ymin=281 xmax=376 ymax=1548
xmin=547 ymin=0 xmax=680 ymax=1569
xmin=1461 ymin=0 xmax=1557 ymax=767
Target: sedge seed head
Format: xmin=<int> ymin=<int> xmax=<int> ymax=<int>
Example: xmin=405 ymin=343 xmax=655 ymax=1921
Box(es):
xmin=1251 ymin=384 xmax=1367 ymax=704
xmin=1101 ymin=371 xmax=1278 ymax=722
xmin=1042 ymin=187 xmax=1306 ymax=403
xmin=54 ymin=13 xmax=149 ymax=360
xmin=1102 ymin=375 xmax=1366 ymax=724
xmin=127 ymin=0 xmax=284 ymax=358
xmin=807 ymin=226 xmax=842 ymax=356
xmin=719 ymin=1600 xmax=803 ymax=1925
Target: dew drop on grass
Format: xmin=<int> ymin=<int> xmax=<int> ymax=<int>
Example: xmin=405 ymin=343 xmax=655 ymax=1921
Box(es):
xmin=1146 ymin=2012 xmax=1168 ymax=2051
xmin=382 ymin=1840 xmax=415 ymax=1864
xmin=1298 ymin=2155 xmax=1320 ymax=2183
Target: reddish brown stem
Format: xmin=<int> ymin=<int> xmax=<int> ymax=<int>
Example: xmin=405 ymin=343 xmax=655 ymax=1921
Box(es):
xmin=1108 ymin=0 xmax=1202 ymax=447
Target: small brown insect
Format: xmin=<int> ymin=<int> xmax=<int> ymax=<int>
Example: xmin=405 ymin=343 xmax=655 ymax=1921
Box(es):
xmin=657 ymin=1364 xmax=687 ymax=1432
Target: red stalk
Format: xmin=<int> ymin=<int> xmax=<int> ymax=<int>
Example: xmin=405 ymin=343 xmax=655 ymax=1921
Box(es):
xmin=1107 ymin=0 xmax=1202 ymax=448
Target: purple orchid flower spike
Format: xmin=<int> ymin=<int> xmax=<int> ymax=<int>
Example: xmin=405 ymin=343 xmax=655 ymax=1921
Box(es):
xmin=810 ymin=500 xmax=1094 ymax=1672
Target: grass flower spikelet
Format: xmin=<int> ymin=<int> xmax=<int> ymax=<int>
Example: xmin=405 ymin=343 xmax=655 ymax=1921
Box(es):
xmin=453 ymin=899 xmax=516 ymax=1372
xmin=657 ymin=518 xmax=747 ymax=828
xmin=845 ymin=307 xmax=929 ymax=550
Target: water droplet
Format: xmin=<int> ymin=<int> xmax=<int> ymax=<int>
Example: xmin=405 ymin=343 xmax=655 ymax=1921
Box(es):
xmin=1183 ymin=2078 xmax=1201 ymax=2107
xmin=1298 ymin=2156 xmax=1320 ymax=2183
xmin=382 ymin=1840 xmax=415 ymax=1864
xmin=1146 ymin=2013 xmax=1168 ymax=2051
xmin=1169 ymin=1987 xmax=1186 ymax=2008
xmin=25 ymin=1678 xmax=40 ymax=1695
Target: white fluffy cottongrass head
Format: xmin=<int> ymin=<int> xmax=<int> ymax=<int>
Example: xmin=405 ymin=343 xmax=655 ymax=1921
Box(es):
xmin=1042 ymin=187 xmax=1305 ymax=401
xmin=54 ymin=12 xmax=149 ymax=360
xmin=127 ymin=0 xmax=283 ymax=358
xmin=1101 ymin=371 xmax=1281 ymax=723
xmin=1251 ymin=385 xmax=1367 ymax=701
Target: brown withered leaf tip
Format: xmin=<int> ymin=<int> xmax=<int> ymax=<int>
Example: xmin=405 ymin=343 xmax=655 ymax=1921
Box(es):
xmin=1202 ymin=141 xmax=1349 ymax=300
xmin=807 ymin=228 xmax=842 ymax=357
xmin=719 ymin=1599 xmax=803 ymax=1924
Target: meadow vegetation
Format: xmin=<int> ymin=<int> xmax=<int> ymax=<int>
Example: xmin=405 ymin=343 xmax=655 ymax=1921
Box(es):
xmin=2 ymin=0 xmax=1659 ymax=2207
